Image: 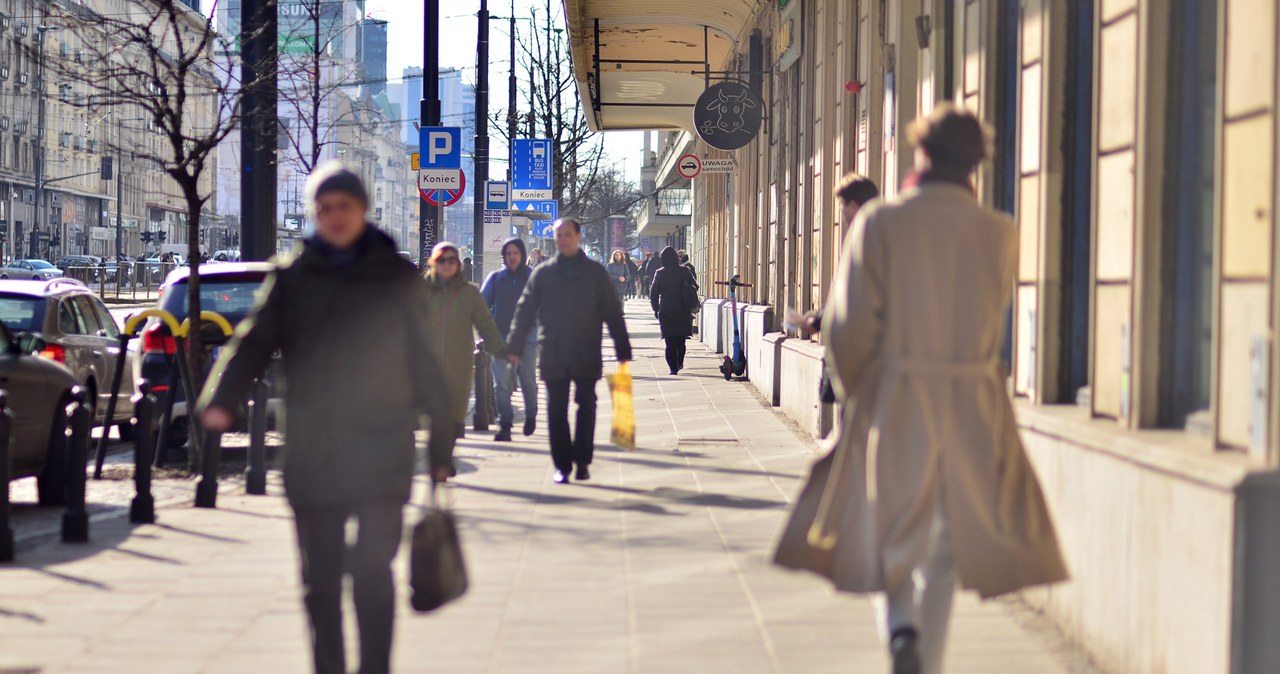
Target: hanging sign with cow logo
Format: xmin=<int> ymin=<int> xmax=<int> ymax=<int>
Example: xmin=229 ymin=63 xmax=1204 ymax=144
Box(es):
xmin=693 ymin=80 xmax=763 ymax=151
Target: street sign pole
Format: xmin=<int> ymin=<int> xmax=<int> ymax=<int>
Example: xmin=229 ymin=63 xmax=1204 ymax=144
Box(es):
xmin=473 ymin=0 xmax=490 ymax=283
xmin=420 ymin=0 xmax=442 ymax=270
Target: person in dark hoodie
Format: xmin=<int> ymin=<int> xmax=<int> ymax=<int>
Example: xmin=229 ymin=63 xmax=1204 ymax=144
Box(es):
xmin=197 ymin=162 xmax=456 ymax=674
xmin=507 ymin=218 xmax=632 ymax=484
xmin=481 ymin=238 xmax=538 ymax=441
xmin=649 ymin=246 xmax=699 ymax=375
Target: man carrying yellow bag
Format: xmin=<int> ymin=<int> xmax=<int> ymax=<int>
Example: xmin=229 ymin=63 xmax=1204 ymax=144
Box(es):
xmin=606 ymin=362 xmax=636 ymax=451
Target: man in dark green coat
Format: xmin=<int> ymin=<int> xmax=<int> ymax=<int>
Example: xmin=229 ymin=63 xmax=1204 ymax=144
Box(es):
xmin=197 ymin=163 xmax=455 ymax=674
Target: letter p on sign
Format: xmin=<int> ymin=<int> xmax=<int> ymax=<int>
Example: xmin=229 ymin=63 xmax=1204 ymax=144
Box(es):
xmin=419 ymin=127 xmax=462 ymax=169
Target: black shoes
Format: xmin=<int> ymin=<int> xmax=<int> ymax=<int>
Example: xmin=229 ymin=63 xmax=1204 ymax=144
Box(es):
xmin=889 ymin=627 xmax=921 ymax=674
xmin=553 ymin=470 xmax=570 ymax=484
xmin=575 ymin=465 xmax=591 ymax=481
xmin=494 ymin=426 xmax=512 ymax=442
xmin=523 ymin=417 xmax=537 ymax=436
xmin=669 ymin=369 xmax=678 ymax=375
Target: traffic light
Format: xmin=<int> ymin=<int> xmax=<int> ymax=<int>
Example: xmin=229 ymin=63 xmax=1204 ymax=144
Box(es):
xmin=157 ymin=230 xmax=167 ymax=243
xmin=141 ymin=231 xmax=154 ymax=243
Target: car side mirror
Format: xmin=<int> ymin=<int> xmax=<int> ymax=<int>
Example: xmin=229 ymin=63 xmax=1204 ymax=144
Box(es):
xmin=15 ymin=332 xmax=47 ymax=355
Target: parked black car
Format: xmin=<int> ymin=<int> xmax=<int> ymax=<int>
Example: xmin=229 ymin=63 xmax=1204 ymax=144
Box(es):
xmin=0 ymin=321 xmax=80 ymax=504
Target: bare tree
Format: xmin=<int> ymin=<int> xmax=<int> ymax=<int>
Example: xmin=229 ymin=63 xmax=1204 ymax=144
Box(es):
xmin=507 ymin=0 xmax=605 ymax=216
xmin=574 ymin=164 xmax=641 ymax=257
xmin=275 ymin=0 xmax=364 ymax=174
xmin=52 ymin=0 xmax=271 ymax=399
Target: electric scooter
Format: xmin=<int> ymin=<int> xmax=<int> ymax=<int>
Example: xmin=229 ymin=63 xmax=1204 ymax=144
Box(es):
xmin=715 ymin=275 xmax=752 ymax=381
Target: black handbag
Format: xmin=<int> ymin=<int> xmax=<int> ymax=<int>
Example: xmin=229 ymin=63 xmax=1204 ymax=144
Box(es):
xmin=409 ymin=483 xmax=469 ymax=612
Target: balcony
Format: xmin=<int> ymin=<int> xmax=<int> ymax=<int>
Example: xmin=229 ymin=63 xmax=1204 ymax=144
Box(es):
xmin=636 ymin=186 xmax=691 ymax=238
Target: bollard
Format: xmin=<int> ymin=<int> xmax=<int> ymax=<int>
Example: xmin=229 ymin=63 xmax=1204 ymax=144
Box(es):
xmin=245 ymin=378 xmax=269 ymax=495
xmin=129 ymin=382 xmax=157 ymax=524
xmin=194 ymin=429 xmax=222 ymax=509
xmin=472 ymin=344 xmax=494 ymax=431
xmin=0 ymin=392 xmax=14 ymax=562
xmin=61 ymin=387 xmax=92 ymax=544
xmin=93 ymin=329 xmax=134 ymax=479
xmin=172 ymin=338 xmax=204 ymax=471
xmin=153 ymin=364 xmax=180 ymax=468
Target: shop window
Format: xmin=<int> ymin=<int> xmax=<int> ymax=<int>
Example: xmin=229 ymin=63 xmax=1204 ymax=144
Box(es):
xmin=1058 ymin=0 xmax=1094 ymax=405
xmin=1158 ymin=0 xmax=1217 ymax=430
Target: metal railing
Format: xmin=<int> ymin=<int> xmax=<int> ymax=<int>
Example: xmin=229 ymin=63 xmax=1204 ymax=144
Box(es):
xmin=58 ymin=261 xmax=181 ymax=302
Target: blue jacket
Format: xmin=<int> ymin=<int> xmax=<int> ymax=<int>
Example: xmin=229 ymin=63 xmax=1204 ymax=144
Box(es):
xmin=480 ymin=239 xmax=536 ymax=343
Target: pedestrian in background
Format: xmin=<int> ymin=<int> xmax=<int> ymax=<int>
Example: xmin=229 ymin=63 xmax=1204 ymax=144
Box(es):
xmin=481 ymin=238 xmax=539 ymax=441
xmin=198 ymin=162 xmax=457 ymax=674
xmin=461 ymin=256 xmax=474 ymax=282
xmin=507 ymin=218 xmax=632 ymax=484
xmin=649 ymin=246 xmax=699 ymax=375
xmin=424 ymin=242 xmax=508 ymax=442
xmin=639 ymin=250 xmax=657 ymax=296
xmin=528 ymin=248 xmax=544 ymax=267
xmin=777 ymin=105 xmax=1068 ymax=674
xmin=677 ymin=249 xmax=698 ymax=287
xmin=607 ymin=249 xmax=630 ymax=301
xmin=625 ymin=253 xmax=640 ymax=298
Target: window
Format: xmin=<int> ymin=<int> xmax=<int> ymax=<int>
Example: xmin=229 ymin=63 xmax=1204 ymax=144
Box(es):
xmin=70 ymin=296 xmax=105 ymax=336
xmin=1158 ymin=0 xmax=1217 ymax=430
xmin=0 ymin=294 xmax=43 ymax=332
xmin=89 ymin=298 xmax=118 ymax=339
xmin=57 ymin=301 xmax=78 ymax=334
xmin=1059 ymin=0 xmax=1094 ymax=404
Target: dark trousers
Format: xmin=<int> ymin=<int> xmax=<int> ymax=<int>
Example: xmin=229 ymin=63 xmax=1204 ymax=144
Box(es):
xmin=664 ymin=338 xmax=687 ymax=373
xmin=293 ymin=500 xmax=404 ymax=674
xmin=544 ymin=377 xmax=598 ymax=472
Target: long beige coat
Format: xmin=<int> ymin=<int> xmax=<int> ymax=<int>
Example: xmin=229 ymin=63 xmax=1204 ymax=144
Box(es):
xmin=774 ymin=182 xmax=1068 ymax=599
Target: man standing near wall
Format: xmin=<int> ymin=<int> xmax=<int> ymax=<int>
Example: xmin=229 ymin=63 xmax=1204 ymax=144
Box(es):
xmin=506 ymin=218 xmax=632 ymax=484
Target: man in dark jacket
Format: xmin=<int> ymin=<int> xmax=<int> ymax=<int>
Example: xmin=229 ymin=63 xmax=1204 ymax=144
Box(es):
xmin=649 ymin=246 xmax=697 ymax=375
xmin=639 ymin=250 xmax=658 ymax=295
xmin=507 ymin=218 xmax=632 ymax=484
xmin=197 ymin=163 xmax=455 ymax=674
xmin=480 ymin=237 xmax=538 ymax=441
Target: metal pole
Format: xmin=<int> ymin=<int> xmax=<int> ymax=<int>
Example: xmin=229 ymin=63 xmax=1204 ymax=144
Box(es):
xmin=92 ymin=329 xmax=132 ymax=479
xmin=245 ymin=378 xmax=268 ymax=495
xmin=420 ymin=0 xmax=442 ymax=269
xmin=61 ymin=387 xmax=91 ymax=543
xmin=114 ymin=147 xmax=123 ymax=260
xmin=508 ymin=1 xmax=516 ymax=182
xmin=129 ymin=381 xmax=156 ymax=524
xmin=473 ymin=0 xmax=489 ymax=281
xmin=34 ymin=26 xmax=47 ymax=261
xmin=240 ymin=0 xmax=278 ymax=261
xmin=0 ymin=392 xmax=13 ymax=562
xmin=194 ymin=429 xmax=222 ymax=508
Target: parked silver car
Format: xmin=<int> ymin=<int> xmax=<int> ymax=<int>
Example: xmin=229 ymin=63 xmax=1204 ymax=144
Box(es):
xmin=0 ymin=259 xmax=63 ymax=280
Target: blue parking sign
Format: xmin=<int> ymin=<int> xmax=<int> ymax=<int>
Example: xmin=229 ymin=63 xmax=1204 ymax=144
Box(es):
xmin=419 ymin=127 xmax=462 ymax=169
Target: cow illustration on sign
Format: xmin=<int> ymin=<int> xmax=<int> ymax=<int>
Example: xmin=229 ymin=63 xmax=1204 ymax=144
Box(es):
xmin=693 ymin=80 xmax=764 ymax=151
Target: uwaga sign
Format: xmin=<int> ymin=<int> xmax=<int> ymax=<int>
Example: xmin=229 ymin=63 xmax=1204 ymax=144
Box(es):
xmin=693 ymin=80 xmax=763 ymax=151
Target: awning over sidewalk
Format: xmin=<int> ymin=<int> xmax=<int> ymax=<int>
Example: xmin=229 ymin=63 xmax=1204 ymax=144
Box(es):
xmin=562 ymin=0 xmax=754 ymax=131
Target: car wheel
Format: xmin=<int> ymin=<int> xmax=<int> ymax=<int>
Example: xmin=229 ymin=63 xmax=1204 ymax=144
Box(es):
xmin=37 ymin=394 xmax=70 ymax=507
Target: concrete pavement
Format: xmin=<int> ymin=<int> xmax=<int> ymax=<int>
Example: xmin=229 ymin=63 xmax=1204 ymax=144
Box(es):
xmin=0 ymin=300 xmax=1098 ymax=673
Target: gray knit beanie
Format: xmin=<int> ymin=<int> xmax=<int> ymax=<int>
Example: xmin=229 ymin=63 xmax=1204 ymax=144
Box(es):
xmin=305 ymin=161 xmax=369 ymax=216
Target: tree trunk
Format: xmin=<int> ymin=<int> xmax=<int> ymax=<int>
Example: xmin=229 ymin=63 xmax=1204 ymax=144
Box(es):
xmin=181 ymin=178 xmax=206 ymax=467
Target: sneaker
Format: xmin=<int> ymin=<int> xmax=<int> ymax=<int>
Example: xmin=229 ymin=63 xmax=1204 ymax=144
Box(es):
xmin=889 ymin=627 xmax=921 ymax=674
xmin=523 ymin=417 xmax=537 ymax=436
xmin=494 ymin=426 xmax=512 ymax=442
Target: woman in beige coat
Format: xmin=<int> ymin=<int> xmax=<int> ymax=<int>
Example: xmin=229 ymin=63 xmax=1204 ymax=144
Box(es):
xmin=774 ymin=105 xmax=1067 ymax=674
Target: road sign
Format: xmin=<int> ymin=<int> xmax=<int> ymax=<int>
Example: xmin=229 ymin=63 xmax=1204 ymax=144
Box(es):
xmin=677 ymin=153 xmax=701 ymax=179
xmin=419 ymin=127 xmax=462 ymax=169
xmin=411 ymin=152 xmax=420 ymax=171
xmin=702 ymin=158 xmax=737 ymax=173
xmin=419 ymin=169 xmax=463 ymax=191
xmin=421 ymin=170 xmax=466 ymax=207
xmin=513 ymin=139 xmax=553 ymax=191
xmin=512 ymin=188 xmax=553 ymax=201
xmin=511 ymin=200 xmax=559 ymax=235
xmin=485 ymin=181 xmax=510 ymax=210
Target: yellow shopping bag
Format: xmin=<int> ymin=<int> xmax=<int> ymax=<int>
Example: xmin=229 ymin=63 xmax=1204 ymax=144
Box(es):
xmin=606 ymin=362 xmax=636 ymax=451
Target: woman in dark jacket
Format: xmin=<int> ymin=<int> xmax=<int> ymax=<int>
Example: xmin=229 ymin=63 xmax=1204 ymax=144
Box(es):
xmin=606 ymin=250 xmax=630 ymax=301
xmin=649 ymin=246 xmax=697 ymax=375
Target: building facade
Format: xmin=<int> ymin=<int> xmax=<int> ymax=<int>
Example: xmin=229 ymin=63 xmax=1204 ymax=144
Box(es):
xmin=564 ymin=1 xmax=1280 ymax=672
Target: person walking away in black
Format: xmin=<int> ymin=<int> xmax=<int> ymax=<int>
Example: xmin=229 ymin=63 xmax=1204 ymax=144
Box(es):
xmin=639 ymin=250 xmax=657 ymax=296
xmin=461 ymin=256 xmax=474 ymax=282
xmin=625 ymin=253 xmax=640 ymax=298
xmin=677 ymin=249 xmax=698 ymax=287
xmin=507 ymin=218 xmax=632 ymax=484
xmin=480 ymin=238 xmax=539 ymax=441
xmin=606 ymin=250 xmax=630 ymax=301
xmin=197 ymin=162 xmax=456 ymax=674
xmin=649 ymin=246 xmax=699 ymax=375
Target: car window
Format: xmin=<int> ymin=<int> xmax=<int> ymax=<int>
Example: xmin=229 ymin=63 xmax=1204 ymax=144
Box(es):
xmin=162 ymin=273 xmax=267 ymax=321
xmin=30 ymin=260 xmax=55 ymax=270
xmin=88 ymin=297 xmax=119 ymax=339
xmin=17 ymin=261 xmax=31 ymax=270
xmin=0 ymin=294 xmax=43 ymax=332
xmin=71 ymin=296 xmax=104 ymax=335
xmin=58 ymin=300 xmax=79 ymax=334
